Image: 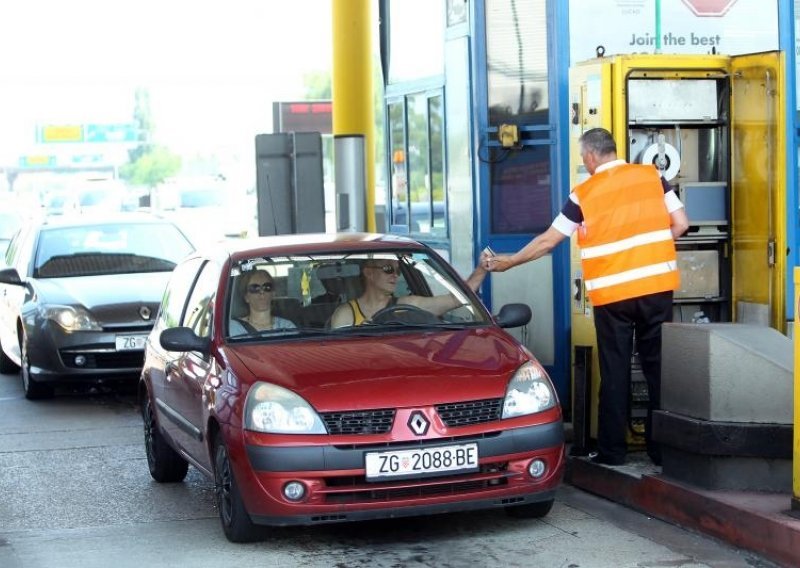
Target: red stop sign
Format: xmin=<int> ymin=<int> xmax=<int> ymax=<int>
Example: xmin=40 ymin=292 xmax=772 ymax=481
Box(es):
xmin=681 ymin=0 xmax=739 ymax=16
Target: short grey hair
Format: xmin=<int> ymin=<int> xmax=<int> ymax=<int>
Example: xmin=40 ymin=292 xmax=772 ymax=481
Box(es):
xmin=579 ymin=128 xmax=617 ymax=157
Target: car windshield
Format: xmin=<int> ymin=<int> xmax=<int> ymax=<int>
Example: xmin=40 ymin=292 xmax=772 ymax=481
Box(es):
xmin=34 ymin=222 xmax=194 ymax=278
xmin=226 ymin=250 xmax=490 ymax=340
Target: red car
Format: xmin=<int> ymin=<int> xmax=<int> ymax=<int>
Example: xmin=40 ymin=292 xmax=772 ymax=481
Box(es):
xmin=140 ymin=233 xmax=564 ymax=542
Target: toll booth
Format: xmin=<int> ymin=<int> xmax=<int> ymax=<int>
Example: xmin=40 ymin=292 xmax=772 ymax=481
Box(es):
xmin=567 ymin=52 xmax=789 ymax=451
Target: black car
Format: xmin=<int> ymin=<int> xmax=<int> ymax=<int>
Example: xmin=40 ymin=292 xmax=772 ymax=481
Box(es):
xmin=0 ymin=214 xmax=194 ymax=399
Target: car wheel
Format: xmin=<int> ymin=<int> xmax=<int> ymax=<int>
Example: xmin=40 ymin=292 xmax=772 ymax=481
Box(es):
xmin=0 ymin=338 xmax=19 ymax=374
xmin=20 ymin=334 xmax=53 ymax=400
xmin=213 ymin=432 xmax=260 ymax=542
xmin=505 ymin=498 xmax=554 ymax=519
xmin=142 ymin=395 xmax=189 ymax=482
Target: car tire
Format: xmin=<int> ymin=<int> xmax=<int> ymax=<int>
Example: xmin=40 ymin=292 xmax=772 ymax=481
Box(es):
xmin=20 ymin=334 xmax=53 ymax=400
xmin=213 ymin=432 xmax=260 ymax=543
xmin=504 ymin=498 xmax=554 ymax=519
xmin=0 ymin=338 xmax=19 ymax=374
xmin=142 ymin=395 xmax=189 ymax=482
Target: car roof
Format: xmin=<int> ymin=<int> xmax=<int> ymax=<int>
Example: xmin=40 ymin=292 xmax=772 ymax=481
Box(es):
xmin=198 ymin=232 xmax=428 ymax=262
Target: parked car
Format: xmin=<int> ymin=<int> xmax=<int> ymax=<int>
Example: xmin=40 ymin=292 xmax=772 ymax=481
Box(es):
xmin=140 ymin=233 xmax=565 ymax=542
xmin=0 ymin=214 xmax=194 ymax=399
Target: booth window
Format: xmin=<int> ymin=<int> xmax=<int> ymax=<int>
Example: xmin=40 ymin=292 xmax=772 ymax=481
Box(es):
xmin=387 ymin=92 xmax=447 ymax=236
xmin=387 ymin=0 xmax=444 ymax=84
xmin=485 ymin=0 xmax=553 ymax=234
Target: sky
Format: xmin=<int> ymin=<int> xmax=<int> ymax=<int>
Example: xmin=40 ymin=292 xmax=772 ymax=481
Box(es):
xmin=0 ymin=0 xmax=334 ymax=171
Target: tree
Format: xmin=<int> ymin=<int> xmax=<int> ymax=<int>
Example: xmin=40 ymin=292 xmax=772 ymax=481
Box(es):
xmin=120 ymin=87 xmax=181 ymax=188
xmin=302 ymin=71 xmax=332 ymax=100
xmin=119 ymin=146 xmax=181 ymax=188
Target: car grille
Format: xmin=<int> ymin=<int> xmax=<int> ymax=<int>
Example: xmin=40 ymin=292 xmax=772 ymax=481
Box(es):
xmin=321 ymin=461 xmax=512 ymax=504
xmin=321 ymin=409 xmax=396 ymax=435
xmin=60 ymin=350 xmax=145 ymax=370
xmin=320 ymin=398 xmax=503 ymax=435
xmin=436 ymin=398 xmax=503 ymax=427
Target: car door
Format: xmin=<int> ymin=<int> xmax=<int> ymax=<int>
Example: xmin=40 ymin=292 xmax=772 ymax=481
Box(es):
xmin=149 ymin=257 xmax=205 ymax=449
xmin=0 ymin=226 xmax=34 ymax=364
xmin=163 ymin=260 xmax=220 ymax=469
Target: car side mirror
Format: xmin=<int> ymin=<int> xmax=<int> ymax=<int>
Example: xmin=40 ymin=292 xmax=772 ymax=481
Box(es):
xmin=160 ymin=327 xmax=210 ymax=354
xmin=495 ymin=303 xmax=532 ymax=328
xmin=0 ymin=267 xmax=23 ymax=286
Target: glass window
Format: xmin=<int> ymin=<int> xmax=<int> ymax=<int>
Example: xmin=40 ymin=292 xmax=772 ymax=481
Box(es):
xmin=34 ymin=222 xmax=194 ymax=278
xmin=388 ymin=92 xmax=448 ymax=237
xmin=227 ymin=249 xmax=489 ymax=337
xmin=157 ymin=258 xmax=204 ymax=330
xmin=429 ymin=95 xmax=446 ymax=235
xmin=388 ymin=0 xmax=445 ymax=84
xmin=485 ymin=0 xmax=549 ymax=126
xmin=183 ymin=262 xmax=219 ymax=339
xmin=491 ymin=144 xmax=552 ymax=234
xmin=388 ymin=100 xmax=408 ymax=229
xmin=408 ymin=93 xmax=430 ymax=232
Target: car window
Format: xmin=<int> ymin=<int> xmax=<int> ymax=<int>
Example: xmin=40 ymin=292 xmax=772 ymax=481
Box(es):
xmin=34 ymin=222 xmax=194 ymax=278
xmin=8 ymin=226 xmax=35 ymax=275
xmin=156 ymin=257 xmax=205 ymax=330
xmin=226 ymin=249 xmax=489 ymax=339
xmin=182 ymin=261 xmax=219 ymax=339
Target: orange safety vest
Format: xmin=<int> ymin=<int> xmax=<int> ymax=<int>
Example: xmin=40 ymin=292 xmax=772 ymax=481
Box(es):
xmin=575 ymin=163 xmax=679 ymax=306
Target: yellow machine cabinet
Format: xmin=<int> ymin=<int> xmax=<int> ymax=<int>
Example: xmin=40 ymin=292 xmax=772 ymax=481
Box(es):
xmin=568 ymin=52 xmax=787 ymax=451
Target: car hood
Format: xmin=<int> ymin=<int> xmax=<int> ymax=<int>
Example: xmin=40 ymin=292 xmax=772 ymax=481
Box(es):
xmin=225 ymin=327 xmax=530 ymax=410
xmin=33 ymin=272 xmax=170 ymax=325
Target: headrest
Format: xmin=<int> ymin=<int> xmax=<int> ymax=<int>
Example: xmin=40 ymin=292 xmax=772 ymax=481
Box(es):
xmin=316 ymin=263 xmax=360 ymax=280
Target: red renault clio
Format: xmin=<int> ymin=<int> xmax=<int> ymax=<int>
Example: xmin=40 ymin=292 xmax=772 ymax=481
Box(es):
xmin=139 ymin=233 xmax=564 ymax=542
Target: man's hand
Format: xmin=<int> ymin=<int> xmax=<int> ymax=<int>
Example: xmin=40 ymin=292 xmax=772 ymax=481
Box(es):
xmin=485 ymin=254 xmax=514 ymax=272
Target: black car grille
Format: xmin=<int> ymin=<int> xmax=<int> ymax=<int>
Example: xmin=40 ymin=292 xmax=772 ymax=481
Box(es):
xmin=321 ymin=409 xmax=396 ymax=435
xmin=320 ymin=398 xmax=503 ymax=435
xmin=60 ymin=350 xmax=145 ymax=370
xmin=322 ymin=461 xmax=512 ymax=504
xmin=436 ymin=398 xmax=503 ymax=427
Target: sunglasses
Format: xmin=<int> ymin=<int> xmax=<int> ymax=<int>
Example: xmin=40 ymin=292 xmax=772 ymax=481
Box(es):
xmin=247 ymin=282 xmax=273 ymax=293
xmin=367 ymin=264 xmax=398 ymax=275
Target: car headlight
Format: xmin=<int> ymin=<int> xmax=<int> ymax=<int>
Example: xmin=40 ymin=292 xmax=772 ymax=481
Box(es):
xmin=502 ymin=361 xmax=557 ymax=419
xmin=244 ymin=382 xmax=327 ymax=434
xmin=42 ymin=305 xmax=102 ymax=331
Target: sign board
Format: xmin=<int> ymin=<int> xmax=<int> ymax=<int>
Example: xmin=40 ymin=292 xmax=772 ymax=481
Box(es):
xmin=272 ymin=101 xmax=332 ymax=135
xmin=569 ymin=0 xmax=777 ymax=63
xmin=681 ymin=0 xmax=739 ymax=16
xmin=18 ymin=155 xmax=56 ymax=168
xmin=40 ymin=125 xmax=83 ymax=143
xmin=86 ymin=123 xmax=138 ymax=143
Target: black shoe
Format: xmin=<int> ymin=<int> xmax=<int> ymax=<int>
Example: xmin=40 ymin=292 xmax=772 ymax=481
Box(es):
xmin=588 ymin=452 xmax=626 ymax=466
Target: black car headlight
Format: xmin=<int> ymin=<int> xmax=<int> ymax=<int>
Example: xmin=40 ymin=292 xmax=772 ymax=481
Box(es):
xmin=42 ymin=305 xmax=102 ymax=331
xmin=501 ymin=361 xmax=557 ymax=419
xmin=244 ymin=382 xmax=327 ymax=434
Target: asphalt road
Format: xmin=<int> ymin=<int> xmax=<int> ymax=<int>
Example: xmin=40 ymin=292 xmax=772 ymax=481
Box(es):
xmin=0 ymin=371 xmax=777 ymax=568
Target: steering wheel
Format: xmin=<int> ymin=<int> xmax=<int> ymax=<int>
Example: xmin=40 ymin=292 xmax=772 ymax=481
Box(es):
xmin=370 ymin=303 xmax=439 ymax=325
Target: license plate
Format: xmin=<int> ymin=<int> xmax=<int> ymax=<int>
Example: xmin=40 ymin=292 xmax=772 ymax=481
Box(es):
xmin=115 ymin=335 xmax=147 ymax=351
xmin=365 ymin=443 xmax=479 ymax=480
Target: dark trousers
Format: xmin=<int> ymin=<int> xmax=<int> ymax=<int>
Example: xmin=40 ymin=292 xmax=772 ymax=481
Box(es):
xmin=592 ymin=290 xmax=673 ymax=461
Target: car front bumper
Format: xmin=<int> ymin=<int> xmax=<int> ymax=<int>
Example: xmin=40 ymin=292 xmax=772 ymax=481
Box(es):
xmin=238 ymin=421 xmax=565 ymax=526
xmin=25 ymin=320 xmax=150 ymax=383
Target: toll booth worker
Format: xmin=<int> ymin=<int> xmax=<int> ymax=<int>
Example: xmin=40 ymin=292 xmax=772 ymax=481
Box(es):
xmin=485 ymin=127 xmax=689 ymax=466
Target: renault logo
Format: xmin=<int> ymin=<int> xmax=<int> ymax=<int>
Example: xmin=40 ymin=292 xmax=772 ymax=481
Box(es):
xmin=139 ymin=306 xmax=152 ymax=320
xmin=407 ymin=411 xmax=430 ymax=436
